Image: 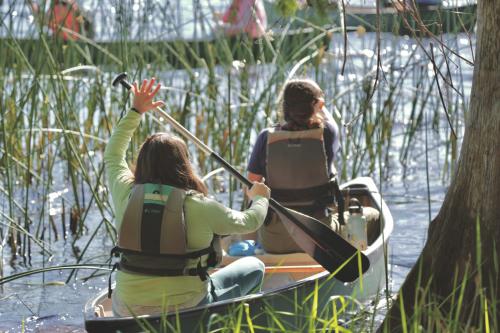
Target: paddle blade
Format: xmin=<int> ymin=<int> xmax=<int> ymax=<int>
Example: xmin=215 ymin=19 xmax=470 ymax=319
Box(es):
xmin=274 ymin=206 xmax=370 ymax=282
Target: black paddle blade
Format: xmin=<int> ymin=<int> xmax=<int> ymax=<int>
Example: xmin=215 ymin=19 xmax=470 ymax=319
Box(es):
xmin=112 ymin=72 xmax=132 ymax=89
xmin=273 ymin=205 xmax=370 ymax=282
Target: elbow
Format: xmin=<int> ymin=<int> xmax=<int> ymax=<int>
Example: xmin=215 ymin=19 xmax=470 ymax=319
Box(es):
xmin=103 ymin=143 xmax=122 ymax=170
xmin=103 ymin=145 xmax=113 ymax=165
xmin=245 ymin=209 xmax=268 ymax=231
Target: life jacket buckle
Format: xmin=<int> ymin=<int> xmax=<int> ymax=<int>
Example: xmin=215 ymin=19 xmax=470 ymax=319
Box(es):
xmin=110 ymin=246 xmax=121 ymax=258
xmin=196 ymin=260 xmax=208 ymax=281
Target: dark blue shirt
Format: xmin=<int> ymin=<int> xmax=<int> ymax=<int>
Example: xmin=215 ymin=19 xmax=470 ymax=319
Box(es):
xmin=247 ymin=121 xmax=340 ymax=178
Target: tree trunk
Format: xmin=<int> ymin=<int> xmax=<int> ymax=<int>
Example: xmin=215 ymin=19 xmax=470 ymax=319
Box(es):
xmin=380 ymin=1 xmax=500 ymax=331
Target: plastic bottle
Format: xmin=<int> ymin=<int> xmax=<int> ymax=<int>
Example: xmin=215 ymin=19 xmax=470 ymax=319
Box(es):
xmin=345 ymin=198 xmax=367 ymax=251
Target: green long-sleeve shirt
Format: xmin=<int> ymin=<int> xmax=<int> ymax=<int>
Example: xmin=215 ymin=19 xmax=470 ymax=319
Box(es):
xmin=104 ymin=111 xmax=269 ymax=309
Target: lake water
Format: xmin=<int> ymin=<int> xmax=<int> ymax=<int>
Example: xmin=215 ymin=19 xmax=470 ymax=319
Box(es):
xmin=0 ymin=0 xmax=475 ymax=331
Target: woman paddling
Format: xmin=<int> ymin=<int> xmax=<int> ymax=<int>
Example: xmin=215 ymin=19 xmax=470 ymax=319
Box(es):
xmin=105 ymin=78 xmax=270 ymax=316
xmin=247 ymin=78 xmax=340 ymax=253
xmin=247 ymin=78 xmax=379 ymax=254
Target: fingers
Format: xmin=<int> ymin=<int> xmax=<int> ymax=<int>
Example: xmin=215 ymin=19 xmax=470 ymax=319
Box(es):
xmin=249 ymin=181 xmax=271 ymax=199
xmin=137 ymin=78 xmax=161 ymax=97
xmin=145 ymin=77 xmax=156 ymax=94
xmin=150 ymin=83 xmax=161 ymax=97
xmin=252 ymin=178 xmax=265 ymax=185
xmin=140 ymin=79 xmax=148 ymax=93
xmin=132 ymin=78 xmax=163 ymax=114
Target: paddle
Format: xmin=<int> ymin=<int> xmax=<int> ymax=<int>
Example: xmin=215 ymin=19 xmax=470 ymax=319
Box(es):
xmin=112 ymin=72 xmax=369 ymax=282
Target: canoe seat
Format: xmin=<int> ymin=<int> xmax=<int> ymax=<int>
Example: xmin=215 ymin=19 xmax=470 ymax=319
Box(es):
xmin=219 ymin=252 xmax=324 ymax=290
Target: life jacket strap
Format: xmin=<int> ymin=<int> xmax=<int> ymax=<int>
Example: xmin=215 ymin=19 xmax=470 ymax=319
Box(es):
xmin=117 ymin=261 xmax=209 ymax=278
xmin=112 ymin=245 xmax=213 ymax=259
xmin=208 ymin=276 xmax=218 ymax=302
xmin=267 ymin=178 xmax=346 ymax=225
xmin=196 ymin=260 xmax=208 ymax=281
xmin=109 ymin=244 xmax=216 ymax=279
xmin=107 ymin=262 xmax=119 ymax=299
xmin=331 ymin=178 xmax=345 ymax=225
xmin=270 ymin=180 xmax=337 ymax=204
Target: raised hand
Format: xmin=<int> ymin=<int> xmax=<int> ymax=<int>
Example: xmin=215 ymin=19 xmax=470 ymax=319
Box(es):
xmin=131 ymin=78 xmax=165 ymax=114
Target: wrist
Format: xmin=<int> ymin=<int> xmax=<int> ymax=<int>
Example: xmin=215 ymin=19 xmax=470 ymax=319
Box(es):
xmin=252 ymin=195 xmax=268 ymax=201
xmin=131 ymin=107 xmax=142 ymax=114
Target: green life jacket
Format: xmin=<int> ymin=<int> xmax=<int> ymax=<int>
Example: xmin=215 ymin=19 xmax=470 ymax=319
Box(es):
xmin=110 ymin=183 xmax=222 ymax=281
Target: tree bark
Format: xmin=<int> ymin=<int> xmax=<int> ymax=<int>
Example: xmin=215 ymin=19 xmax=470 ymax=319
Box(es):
xmin=380 ymin=1 xmax=500 ymax=331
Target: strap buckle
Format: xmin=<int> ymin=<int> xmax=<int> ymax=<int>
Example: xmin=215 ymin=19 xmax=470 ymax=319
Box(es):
xmin=196 ymin=260 xmax=208 ymax=281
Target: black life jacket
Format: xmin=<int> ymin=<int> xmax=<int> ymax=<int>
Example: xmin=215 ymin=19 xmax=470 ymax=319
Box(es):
xmin=266 ymin=126 xmax=340 ymax=213
xmin=109 ymin=184 xmax=222 ymax=293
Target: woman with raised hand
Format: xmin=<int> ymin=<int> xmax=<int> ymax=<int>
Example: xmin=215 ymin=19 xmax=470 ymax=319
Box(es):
xmin=105 ymin=78 xmax=270 ymax=316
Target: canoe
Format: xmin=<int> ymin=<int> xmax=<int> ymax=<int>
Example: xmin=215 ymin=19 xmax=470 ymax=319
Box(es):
xmin=84 ymin=176 xmax=394 ymax=333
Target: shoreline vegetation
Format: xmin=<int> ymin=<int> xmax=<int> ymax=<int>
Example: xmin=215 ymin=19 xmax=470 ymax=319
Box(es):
xmin=1 ymin=0 xmax=492 ymax=332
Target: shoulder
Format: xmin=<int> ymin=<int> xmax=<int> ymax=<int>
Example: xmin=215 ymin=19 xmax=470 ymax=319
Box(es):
xmin=254 ymin=128 xmax=271 ymax=146
xmin=185 ymin=192 xmax=207 ymax=209
xmin=323 ymin=120 xmax=337 ymax=133
xmin=185 ymin=193 xmax=230 ymax=215
xmin=185 ymin=192 xmax=216 ymax=206
xmin=323 ymin=120 xmax=339 ymax=138
xmin=185 ymin=190 xmax=206 ymax=200
xmin=258 ymin=125 xmax=284 ymax=139
xmin=257 ymin=127 xmax=270 ymax=138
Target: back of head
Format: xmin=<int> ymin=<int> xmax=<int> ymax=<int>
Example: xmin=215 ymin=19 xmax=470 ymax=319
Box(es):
xmin=281 ymin=79 xmax=324 ymax=131
xmin=134 ymin=133 xmax=207 ymax=195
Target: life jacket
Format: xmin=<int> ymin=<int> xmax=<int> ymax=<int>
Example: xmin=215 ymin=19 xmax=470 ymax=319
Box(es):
xmin=109 ymin=184 xmax=222 ymax=290
xmin=266 ymin=126 xmax=339 ymax=212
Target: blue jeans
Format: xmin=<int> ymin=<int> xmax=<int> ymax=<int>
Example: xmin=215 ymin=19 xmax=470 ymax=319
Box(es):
xmin=198 ymin=257 xmax=265 ymax=304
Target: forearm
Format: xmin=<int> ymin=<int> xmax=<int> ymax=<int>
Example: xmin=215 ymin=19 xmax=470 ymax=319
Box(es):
xmin=238 ymin=196 xmax=269 ymax=232
xmin=104 ymin=111 xmax=141 ymax=163
xmin=189 ymin=195 xmax=269 ymax=235
xmin=104 ymin=111 xmax=142 ymax=210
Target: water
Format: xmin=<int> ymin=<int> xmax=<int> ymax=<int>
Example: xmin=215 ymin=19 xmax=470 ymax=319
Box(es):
xmin=0 ymin=1 xmax=475 ymax=331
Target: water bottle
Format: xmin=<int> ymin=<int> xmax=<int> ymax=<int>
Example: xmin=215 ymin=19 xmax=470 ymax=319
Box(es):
xmin=345 ymin=198 xmax=367 ymax=251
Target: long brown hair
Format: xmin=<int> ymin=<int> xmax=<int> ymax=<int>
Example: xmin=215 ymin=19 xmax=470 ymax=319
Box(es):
xmin=281 ymin=79 xmax=324 ymax=131
xmin=134 ymin=133 xmax=208 ymax=195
